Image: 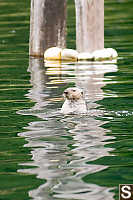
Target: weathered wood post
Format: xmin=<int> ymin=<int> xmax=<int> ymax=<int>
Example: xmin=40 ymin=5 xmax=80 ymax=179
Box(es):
xmin=75 ymin=0 xmax=104 ymax=53
xmin=29 ymin=0 xmax=67 ymax=57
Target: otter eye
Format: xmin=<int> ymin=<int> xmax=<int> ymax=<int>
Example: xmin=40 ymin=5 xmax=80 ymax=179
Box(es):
xmin=72 ymin=89 xmax=76 ymax=92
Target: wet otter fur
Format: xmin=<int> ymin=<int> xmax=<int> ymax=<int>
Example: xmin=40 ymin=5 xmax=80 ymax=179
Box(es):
xmin=61 ymin=87 xmax=87 ymax=114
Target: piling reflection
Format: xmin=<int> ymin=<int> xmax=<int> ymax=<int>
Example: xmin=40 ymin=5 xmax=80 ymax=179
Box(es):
xmin=27 ymin=58 xmax=49 ymax=111
xmin=75 ymin=62 xmax=118 ymax=111
xmin=18 ymin=57 xmax=118 ymax=200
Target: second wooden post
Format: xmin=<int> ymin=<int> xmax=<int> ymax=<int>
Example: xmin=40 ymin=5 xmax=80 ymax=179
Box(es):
xmin=75 ymin=0 xmax=104 ymax=53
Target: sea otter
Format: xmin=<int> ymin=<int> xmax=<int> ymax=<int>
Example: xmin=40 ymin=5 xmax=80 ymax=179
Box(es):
xmin=61 ymin=87 xmax=87 ymax=114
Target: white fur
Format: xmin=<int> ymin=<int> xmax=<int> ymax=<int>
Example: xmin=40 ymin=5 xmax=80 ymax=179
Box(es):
xmin=61 ymin=87 xmax=87 ymax=114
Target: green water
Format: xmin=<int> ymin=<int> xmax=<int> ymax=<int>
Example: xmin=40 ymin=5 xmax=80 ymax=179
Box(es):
xmin=0 ymin=0 xmax=133 ymax=200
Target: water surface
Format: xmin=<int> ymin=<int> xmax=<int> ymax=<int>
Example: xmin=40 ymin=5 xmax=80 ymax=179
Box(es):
xmin=0 ymin=0 xmax=133 ymax=200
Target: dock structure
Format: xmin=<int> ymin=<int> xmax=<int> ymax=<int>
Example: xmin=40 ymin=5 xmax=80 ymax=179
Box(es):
xmin=75 ymin=0 xmax=104 ymax=53
xmin=29 ymin=0 xmax=104 ymax=57
xmin=29 ymin=0 xmax=67 ymax=57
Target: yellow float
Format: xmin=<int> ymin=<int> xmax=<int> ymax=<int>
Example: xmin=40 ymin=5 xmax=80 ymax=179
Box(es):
xmin=44 ymin=47 xmax=78 ymax=61
xmin=44 ymin=47 xmax=118 ymax=62
xmin=44 ymin=47 xmax=62 ymax=60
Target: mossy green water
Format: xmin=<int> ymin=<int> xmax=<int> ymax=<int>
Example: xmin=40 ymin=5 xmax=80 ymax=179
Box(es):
xmin=0 ymin=0 xmax=133 ymax=200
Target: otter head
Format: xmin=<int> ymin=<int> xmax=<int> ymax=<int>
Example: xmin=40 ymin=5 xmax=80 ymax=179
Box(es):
xmin=63 ymin=87 xmax=84 ymax=101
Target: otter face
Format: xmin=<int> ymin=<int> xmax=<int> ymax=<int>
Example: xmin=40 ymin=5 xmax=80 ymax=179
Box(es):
xmin=63 ymin=87 xmax=83 ymax=101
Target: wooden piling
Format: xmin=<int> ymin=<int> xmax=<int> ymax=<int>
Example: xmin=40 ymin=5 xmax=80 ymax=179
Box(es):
xmin=29 ymin=0 xmax=67 ymax=57
xmin=75 ymin=0 xmax=104 ymax=53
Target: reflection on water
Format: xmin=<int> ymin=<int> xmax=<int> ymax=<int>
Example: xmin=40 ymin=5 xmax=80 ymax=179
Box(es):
xmin=18 ymin=58 xmax=118 ymax=200
xmin=1 ymin=0 xmax=133 ymax=200
xmin=27 ymin=58 xmax=49 ymax=111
